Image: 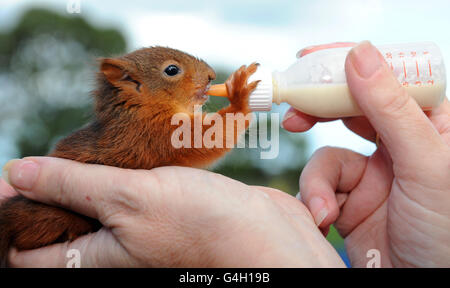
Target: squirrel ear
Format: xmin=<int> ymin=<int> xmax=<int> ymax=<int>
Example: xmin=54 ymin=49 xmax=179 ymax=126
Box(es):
xmin=99 ymin=58 xmax=129 ymax=83
xmin=99 ymin=58 xmax=142 ymax=92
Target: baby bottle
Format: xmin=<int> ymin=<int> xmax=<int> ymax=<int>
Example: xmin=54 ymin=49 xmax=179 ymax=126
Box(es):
xmin=207 ymin=42 xmax=447 ymax=118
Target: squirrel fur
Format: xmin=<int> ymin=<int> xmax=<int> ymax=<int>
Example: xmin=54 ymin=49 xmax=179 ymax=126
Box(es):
xmin=0 ymin=46 xmax=259 ymax=267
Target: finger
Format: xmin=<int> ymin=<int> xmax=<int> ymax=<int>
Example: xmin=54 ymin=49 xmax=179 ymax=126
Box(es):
xmin=281 ymin=107 xmax=336 ymax=132
xmin=9 ymin=228 xmax=133 ymax=268
xmin=246 ymin=62 xmax=259 ymax=74
xmin=1 ymin=157 xmax=143 ymax=221
xmin=0 ymin=178 xmax=18 ymax=203
xmin=225 ymin=65 xmax=246 ymax=98
xmin=333 ymin=144 xmax=393 ymax=237
xmin=345 ymin=41 xmax=446 ymax=167
xmin=299 ymin=145 xmax=393 ymax=238
xmin=342 ymin=116 xmax=377 ymax=142
xmin=247 ymin=80 xmax=261 ymax=93
xmin=253 ymin=186 xmax=313 ymax=223
xmin=427 ymin=97 xmax=450 ymax=144
xmin=252 ymin=186 xmax=345 ymax=266
xmin=281 ymin=97 xmax=448 ymax=143
xmin=299 ymin=147 xmax=368 ymax=228
xmin=281 ymin=107 xmax=378 ymax=142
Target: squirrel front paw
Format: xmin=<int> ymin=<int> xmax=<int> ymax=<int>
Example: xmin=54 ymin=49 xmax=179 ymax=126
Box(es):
xmin=225 ymin=63 xmax=260 ymax=112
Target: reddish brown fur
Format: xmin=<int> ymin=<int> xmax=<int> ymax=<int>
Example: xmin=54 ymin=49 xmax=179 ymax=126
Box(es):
xmin=0 ymin=47 xmax=259 ymax=267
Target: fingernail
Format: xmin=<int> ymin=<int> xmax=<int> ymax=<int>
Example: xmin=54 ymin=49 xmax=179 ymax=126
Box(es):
xmin=295 ymin=192 xmax=302 ymax=201
xmin=1 ymin=159 xmax=19 ymax=185
xmin=3 ymin=159 xmax=40 ymax=191
xmin=310 ymin=197 xmax=328 ymax=226
xmin=315 ymin=208 xmax=328 ymax=226
xmin=350 ymin=41 xmax=383 ymax=78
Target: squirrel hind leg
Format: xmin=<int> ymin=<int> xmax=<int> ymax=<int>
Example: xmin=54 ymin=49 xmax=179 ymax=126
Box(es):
xmin=0 ymin=195 xmax=100 ymax=267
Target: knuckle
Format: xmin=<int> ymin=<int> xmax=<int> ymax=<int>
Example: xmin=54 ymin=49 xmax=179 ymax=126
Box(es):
xmin=376 ymin=86 xmax=410 ymax=117
xmin=108 ymin=171 xmax=148 ymax=216
xmin=300 ymin=174 xmax=321 ymax=193
xmin=314 ymin=146 xmax=339 ymax=158
xmin=299 ymin=164 xmax=318 ymax=195
xmin=434 ymin=113 xmax=450 ymax=136
xmin=109 ymin=168 xmax=168 ymax=218
xmin=298 ymin=175 xmax=307 ymax=197
xmin=54 ymin=164 xmax=77 ymax=207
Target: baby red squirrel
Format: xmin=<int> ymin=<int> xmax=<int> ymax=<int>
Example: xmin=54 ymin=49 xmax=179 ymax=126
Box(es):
xmin=0 ymin=47 xmax=259 ymax=267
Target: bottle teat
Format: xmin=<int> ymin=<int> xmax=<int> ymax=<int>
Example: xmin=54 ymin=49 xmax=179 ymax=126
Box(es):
xmin=206 ymin=84 xmax=228 ymax=97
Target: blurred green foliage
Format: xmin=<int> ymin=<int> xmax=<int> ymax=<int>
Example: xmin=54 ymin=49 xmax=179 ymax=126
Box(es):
xmin=0 ymin=8 xmax=126 ymax=66
xmin=0 ymin=8 xmax=126 ymax=157
xmin=0 ymin=7 xmax=345 ymax=255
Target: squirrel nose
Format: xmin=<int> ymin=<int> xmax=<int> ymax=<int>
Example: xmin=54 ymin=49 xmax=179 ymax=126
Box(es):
xmin=207 ymin=67 xmax=216 ymax=82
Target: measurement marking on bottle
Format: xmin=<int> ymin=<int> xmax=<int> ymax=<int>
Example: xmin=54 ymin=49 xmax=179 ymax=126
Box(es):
xmin=428 ymin=60 xmax=432 ymax=76
xmin=416 ymin=60 xmax=420 ymax=77
xmin=403 ymin=60 xmax=407 ymax=78
xmin=383 ymin=49 xmax=437 ymax=87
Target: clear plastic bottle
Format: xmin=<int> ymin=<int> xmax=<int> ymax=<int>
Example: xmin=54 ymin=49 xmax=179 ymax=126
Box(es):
xmin=208 ymin=42 xmax=447 ymax=118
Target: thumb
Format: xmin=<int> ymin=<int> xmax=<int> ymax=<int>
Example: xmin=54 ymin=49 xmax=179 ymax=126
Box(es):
xmin=9 ymin=228 xmax=135 ymax=267
xmin=1 ymin=157 xmax=142 ymax=222
xmin=345 ymin=41 xmax=445 ymax=168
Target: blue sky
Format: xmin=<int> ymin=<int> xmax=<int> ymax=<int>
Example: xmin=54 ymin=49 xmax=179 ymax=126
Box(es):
xmin=1 ymin=0 xmax=449 ymax=164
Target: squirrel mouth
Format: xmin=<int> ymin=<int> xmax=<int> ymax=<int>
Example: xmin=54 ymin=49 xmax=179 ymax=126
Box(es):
xmin=194 ymin=83 xmax=211 ymax=102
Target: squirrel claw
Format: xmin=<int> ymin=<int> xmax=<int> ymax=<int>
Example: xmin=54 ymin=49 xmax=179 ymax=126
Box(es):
xmin=225 ymin=63 xmax=260 ymax=110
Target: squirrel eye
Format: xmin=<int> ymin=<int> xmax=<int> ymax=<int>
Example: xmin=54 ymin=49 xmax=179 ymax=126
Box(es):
xmin=164 ymin=65 xmax=180 ymax=76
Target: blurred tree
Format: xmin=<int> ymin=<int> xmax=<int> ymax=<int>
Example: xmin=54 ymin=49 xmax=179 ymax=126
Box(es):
xmin=0 ymin=8 xmax=126 ymax=157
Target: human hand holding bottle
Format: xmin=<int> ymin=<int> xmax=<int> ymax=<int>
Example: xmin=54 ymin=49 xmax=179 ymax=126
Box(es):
xmin=283 ymin=41 xmax=450 ymax=267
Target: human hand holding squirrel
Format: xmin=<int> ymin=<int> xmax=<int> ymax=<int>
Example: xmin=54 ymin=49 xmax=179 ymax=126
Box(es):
xmin=0 ymin=47 xmax=260 ymax=267
xmin=1 ymin=158 xmax=345 ymax=267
